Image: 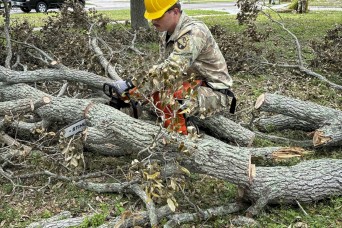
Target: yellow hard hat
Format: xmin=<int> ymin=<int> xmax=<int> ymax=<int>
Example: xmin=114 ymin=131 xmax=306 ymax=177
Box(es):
xmin=144 ymin=0 xmax=178 ymax=20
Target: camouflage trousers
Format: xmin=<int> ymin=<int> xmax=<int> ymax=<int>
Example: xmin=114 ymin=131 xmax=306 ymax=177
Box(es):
xmin=179 ymin=86 xmax=230 ymax=119
xmin=124 ymin=83 xmax=230 ymax=119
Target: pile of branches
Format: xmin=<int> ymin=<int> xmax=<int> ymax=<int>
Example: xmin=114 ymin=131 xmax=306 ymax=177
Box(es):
xmin=310 ymin=24 xmax=342 ymax=74
xmin=0 ymin=1 xmax=158 ymax=74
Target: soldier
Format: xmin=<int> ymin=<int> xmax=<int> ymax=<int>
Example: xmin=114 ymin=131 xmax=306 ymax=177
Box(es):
xmin=108 ymin=0 xmax=235 ymax=135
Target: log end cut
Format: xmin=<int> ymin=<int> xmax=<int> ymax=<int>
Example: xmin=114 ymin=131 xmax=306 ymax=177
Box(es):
xmin=42 ymin=96 xmax=52 ymax=104
xmin=254 ymin=94 xmax=265 ymax=110
xmin=313 ymin=130 xmax=332 ymax=147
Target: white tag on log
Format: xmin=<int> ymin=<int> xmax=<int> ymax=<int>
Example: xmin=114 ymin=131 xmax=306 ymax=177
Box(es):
xmin=62 ymin=119 xmax=86 ymax=138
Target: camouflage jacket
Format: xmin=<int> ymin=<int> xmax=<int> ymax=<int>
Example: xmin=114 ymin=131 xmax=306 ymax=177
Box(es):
xmin=157 ymin=12 xmax=232 ymax=87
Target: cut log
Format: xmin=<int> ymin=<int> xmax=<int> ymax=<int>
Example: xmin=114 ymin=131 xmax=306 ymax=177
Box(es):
xmin=0 ymin=97 xmax=51 ymax=115
xmin=255 ymin=93 xmax=342 ymax=147
xmin=193 ymin=115 xmax=255 ymax=147
xmin=0 ymin=65 xmax=112 ymax=88
xmin=255 ymin=93 xmax=342 ymax=125
xmin=313 ymin=122 xmax=342 ymax=147
xmin=0 ymin=132 xmax=32 ymax=159
xmin=243 ymin=159 xmax=342 ymax=215
xmin=254 ymin=114 xmax=318 ymax=132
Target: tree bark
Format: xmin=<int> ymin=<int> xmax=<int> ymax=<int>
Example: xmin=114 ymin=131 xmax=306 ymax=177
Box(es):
xmin=194 ymin=115 xmax=255 ymax=147
xmin=255 ymin=93 xmax=342 ymax=147
xmin=254 ymin=114 xmax=318 ymax=132
xmin=130 ymin=0 xmax=149 ymax=30
xmin=243 ymin=159 xmax=342 ymax=215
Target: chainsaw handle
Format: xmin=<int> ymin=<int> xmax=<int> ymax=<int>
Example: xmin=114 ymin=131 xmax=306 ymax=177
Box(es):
xmin=103 ymin=83 xmax=115 ymax=97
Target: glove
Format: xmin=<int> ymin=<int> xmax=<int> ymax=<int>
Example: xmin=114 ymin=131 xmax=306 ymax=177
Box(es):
xmin=112 ymin=79 xmax=135 ymax=96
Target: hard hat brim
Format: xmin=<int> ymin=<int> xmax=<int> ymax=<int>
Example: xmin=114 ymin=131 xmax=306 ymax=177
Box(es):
xmin=144 ymin=9 xmax=167 ymax=20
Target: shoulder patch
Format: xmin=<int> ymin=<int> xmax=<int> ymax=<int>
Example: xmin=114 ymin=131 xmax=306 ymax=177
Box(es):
xmin=176 ymin=35 xmax=190 ymax=50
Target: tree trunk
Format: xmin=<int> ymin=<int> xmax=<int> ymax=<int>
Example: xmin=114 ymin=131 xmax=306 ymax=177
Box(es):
xmin=130 ymin=0 xmax=149 ymax=30
xmin=297 ymin=0 xmax=308 ymax=13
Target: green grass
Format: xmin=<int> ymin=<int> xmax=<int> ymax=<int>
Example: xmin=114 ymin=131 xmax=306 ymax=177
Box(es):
xmin=258 ymin=197 xmax=342 ymax=227
xmin=5 ymin=11 xmax=50 ymax=27
xmin=1 ymin=9 xmax=228 ymax=27
xmin=98 ymin=9 xmax=227 ymax=21
xmin=2 ymin=4 xmax=341 ymax=27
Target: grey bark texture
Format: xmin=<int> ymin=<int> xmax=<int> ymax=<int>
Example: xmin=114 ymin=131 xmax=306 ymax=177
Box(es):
xmin=243 ymin=159 xmax=342 ymax=215
xmin=254 ymin=93 xmax=342 ymax=147
xmin=130 ymin=0 xmax=149 ymax=30
xmin=194 ymin=114 xmax=255 ymax=146
xmin=254 ymin=114 xmax=318 ymax=132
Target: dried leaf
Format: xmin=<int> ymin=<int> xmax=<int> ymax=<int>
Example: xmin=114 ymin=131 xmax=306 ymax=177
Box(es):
xmin=151 ymin=192 xmax=160 ymax=198
xmin=167 ymin=198 xmax=176 ymax=212
xmin=70 ymin=157 xmax=78 ymax=167
xmin=146 ymin=172 xmax=160 ymax=180
xmin=170 ymin=179 xmax=177 ymax=190
xmin=178 ymin=142 xmax=185 ymax=151
xmin=179 ymin=108 xmax=191 ymax=114
xmin=180 ymin=166 xmax=191 ymax=176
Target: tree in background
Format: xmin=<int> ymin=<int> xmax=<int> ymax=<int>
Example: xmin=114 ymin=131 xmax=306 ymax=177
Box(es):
xmin=289 ymin=0 xmax=309 ymax=13
xmin=130 ymin=0 xmax=149 ymax=30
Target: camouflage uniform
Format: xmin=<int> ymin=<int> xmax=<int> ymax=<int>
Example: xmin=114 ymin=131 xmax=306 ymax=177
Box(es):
xmin=134 ymin=12 xmax=233 ymax=118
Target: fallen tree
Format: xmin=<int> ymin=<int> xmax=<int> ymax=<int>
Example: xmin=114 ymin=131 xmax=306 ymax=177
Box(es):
xmin=1 ymin=3 xmax=342 ymax=227
xmin=1 ymin=73 xmax=342 ymax=226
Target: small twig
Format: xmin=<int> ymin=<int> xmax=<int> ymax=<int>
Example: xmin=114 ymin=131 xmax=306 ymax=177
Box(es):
xmin=57 ymin=82 xmax=69 ymax=97
xmin=128 ymin=32 xmax=146 ymax=56
xmin=178 ymin=182 xmax=205 ymax=218
xmin=130 ymin=184 xmax=158 ymax=227
xmin=138 ymin=125 xmax=163 ymax=160
xmin=296 ymin=200 xmax=309 ymax=216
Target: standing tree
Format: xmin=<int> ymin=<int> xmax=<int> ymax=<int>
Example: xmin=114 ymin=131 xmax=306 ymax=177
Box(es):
xmin=130 ymin=0 xmax=149 ymax=30
xmin=3 ymin=0 xmax=12 ymax=68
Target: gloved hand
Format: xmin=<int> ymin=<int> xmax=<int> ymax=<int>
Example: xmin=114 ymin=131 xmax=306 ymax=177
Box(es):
xmin=112 ymin=79 xmax=135 ymax=96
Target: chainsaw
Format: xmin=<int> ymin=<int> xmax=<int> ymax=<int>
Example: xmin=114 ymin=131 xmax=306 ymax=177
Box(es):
xmin=103 ymin=83 xmax=140 ymax=119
